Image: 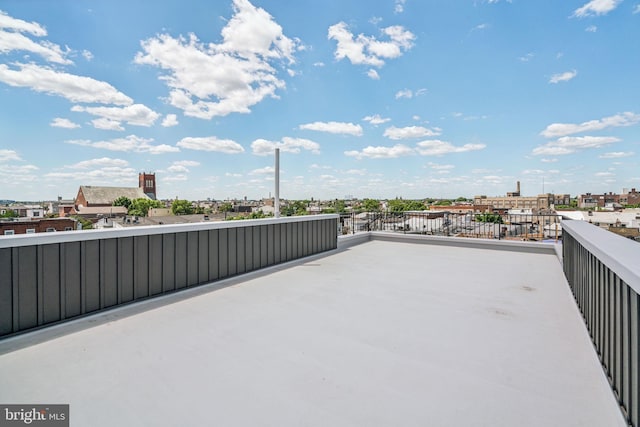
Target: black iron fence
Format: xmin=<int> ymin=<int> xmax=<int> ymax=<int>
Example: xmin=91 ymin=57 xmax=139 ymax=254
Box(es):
xmin=339 ymin=211 xmax=562 ymax=241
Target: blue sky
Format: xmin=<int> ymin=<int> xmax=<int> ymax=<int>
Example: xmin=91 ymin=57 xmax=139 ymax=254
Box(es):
xmin=1 ymin=0 xmax=639 ymax=201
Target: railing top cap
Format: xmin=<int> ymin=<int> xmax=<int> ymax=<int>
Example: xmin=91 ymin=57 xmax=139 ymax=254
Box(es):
xmin=0 ymin=214 xmax=339 ymax=249
xmin=563 ymin=219 xmax=640 ymax=290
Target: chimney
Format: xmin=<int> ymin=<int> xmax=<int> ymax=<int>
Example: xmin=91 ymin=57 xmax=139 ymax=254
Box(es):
xmin=516 ymin=181 xmax=521 ymax=194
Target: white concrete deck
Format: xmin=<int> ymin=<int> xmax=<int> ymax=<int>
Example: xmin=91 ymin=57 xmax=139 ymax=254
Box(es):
xmin=0 ymin=238 xmax=625 ymax=426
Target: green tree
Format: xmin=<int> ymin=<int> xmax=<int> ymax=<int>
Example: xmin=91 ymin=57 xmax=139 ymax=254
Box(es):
xmin=128 ymin=198 xmax=163 ymax=217
xmin=475 ymin=213 xmax=503 ymax=223
xmin=388 ymin=199 xmax=426 ymax=212
xmin=218 ymin=202 xmax=233 ymax=213
xmin=171 ymin=199 xmax=195 ymax=215
xmin=70 ymin=215 xmax=93 ymax=230
xmin=362 ymin=198 xmax=381 ymax=212
xmin=434 ymin=199 xmax=452 ymax=206
xmin=283 ymin=200 xmax=308 ymax=216
xmin=0 ymin=209 xmax=18 ymax=218
xmin=112 ymin=196 xmax=132 ymax=210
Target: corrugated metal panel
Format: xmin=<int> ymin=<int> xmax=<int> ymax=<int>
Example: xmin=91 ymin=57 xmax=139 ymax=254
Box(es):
xmin=149 ymin=234 xmax=163 ymax=296
xmin=83 ymin=240 xmax=101 ymax=313
xmin=0 ymin=248 xmax=12 ymax=335
xmin=41 ymin=244 xmax=60 ymax=324
xmin=162 ymin=234 xmax=176 ymax=293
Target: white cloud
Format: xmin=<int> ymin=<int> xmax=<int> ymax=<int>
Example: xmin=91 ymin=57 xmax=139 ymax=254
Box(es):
xmin=540 ymin=112 xmax=640 ymax=138
xmin=50 ymin=117 xmax=80 ymax=129
xmin=344 ymin=144 xmax=414 ymax=159
xmin=519 ymin=52 xmax=534 ymax=62
xmin=251 ymin=137 xmax=320 ymax=156
xmin=299 ymin=121 xmax=363 ymax=136
xmin=0 ymin=11 xmax=71 ymax=64
xmin=328 ymin=22 xmax=415 ymax=69
xmin=532 ymin=135 xmax=620 ymax=155
xmin=67 ymin=135 xmax=180 ymax=154
xmin=427 ymin=162 xmax=455 ymax=170
xmin=177 ymin=136 xmax=244 ymax=153
xmin=0 ymin=149 xmax=21 ymax=162
xmin=395 ymin=89 xmax=413 ymax=99
xmin=394 ymin=0 xmax=407 ymax=13
xmin=91 ymin=118 xmax=124 ymax=131
xmin=167 ymin=165 xmax=189 ymax=173
xmin=345 ymin=168 xmax=367 ymax=175
xmin=585 ymin=25 xmax=598 ymax=32
xmin=134 ymin=0 xmax=300 ymax=119
xmin=363 ymin=114 xmax=391 ymax=125
xmin=175 ymin=160 xmax=200 ymax=167
xmin=572 ymin=0 xmax=622 ymax=17
xmin=599 ymin=151 xmax=635 ymax=158
xmin=595 ymin=171 xmax=615 ymax=177
xmin=384 ymin=125 xmax=442 ymax=140
xmin=66 ymin=157 xmax=129 ymax=169
xmin=249 ymin=166 xmax=275 ymax=175
xmin=634 ymin=5 xmax=640 ymax=14
xmin=472 ymin=23 xmax=489 ymax=31
xmin=82 ymin=50 xmax=93 ymax=61
xmin=0 ymin=10 xmax=46 ymax=36
xmin=0 ymin=163 xmax=39 ymax=183
xmin=161 ymin=114 xmax=179 ymax=127
xmin=166 ymin=160 xmax=201 ymax=174
xmin=540 ymin=158 xmax=559 ymax=163
xmin=367 ymin=69 xmax=380 ymax=80
xmin=549 ymin=70 xmax=577 ymax=83
xmin=163 ymin=174 xmax=188 ymax=182
xmin=0 ymin=63 xmax=132 ymax=105
xmin=71 ymin=104 xmax=159 ymax=128
xmin=45 ymin=167 xmax=137 ymax=183
xmin=313 ymin=62 xmax=325 ymax=67
xmin=416 ymin=140 xmax=486 ymax=156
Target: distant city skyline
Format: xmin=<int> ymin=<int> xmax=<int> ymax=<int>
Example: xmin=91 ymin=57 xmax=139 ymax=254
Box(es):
xmin=1 ymin=0 xmax=639 ymax=201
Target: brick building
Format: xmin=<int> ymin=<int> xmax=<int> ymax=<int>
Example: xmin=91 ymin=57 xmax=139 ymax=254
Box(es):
xmin=578 ymin=188 xmax=640 ymax=209
xmin=74 ymin=173 xmax=157 ymax=213
xmin=0 ymin=218 xmax=78 ymax=236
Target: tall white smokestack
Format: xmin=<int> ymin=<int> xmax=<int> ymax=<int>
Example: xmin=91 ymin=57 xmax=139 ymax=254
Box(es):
xmin=275 ymin=148 xmax=280 ymax=218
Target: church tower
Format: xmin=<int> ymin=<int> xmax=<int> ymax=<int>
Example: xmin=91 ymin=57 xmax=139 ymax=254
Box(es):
xmin=139 ymin=172 xmax=157 ymax=200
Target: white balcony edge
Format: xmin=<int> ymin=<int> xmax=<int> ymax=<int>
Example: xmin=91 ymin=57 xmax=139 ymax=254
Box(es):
xmin=0 ymin=214 xmax=339 ymax=249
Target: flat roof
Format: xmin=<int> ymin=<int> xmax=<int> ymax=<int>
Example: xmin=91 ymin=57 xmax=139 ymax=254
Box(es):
xmin=0 ymin=237 xmax=625 ymax=426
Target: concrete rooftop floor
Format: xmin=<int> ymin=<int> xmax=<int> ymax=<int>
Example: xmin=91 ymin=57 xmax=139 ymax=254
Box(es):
xmin=0 ymin=236 xmax=626 ymax=426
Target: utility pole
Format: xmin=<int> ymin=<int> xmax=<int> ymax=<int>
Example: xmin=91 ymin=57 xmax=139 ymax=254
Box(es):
xmin=274 ymin=148 xmax=280 ymax=218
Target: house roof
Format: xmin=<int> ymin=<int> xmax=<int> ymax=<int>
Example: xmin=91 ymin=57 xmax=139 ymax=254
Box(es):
xmin=78 ymin=186 xmax=148 ymax=206
xmin=75 ymin=206 xmax=128 ymax=215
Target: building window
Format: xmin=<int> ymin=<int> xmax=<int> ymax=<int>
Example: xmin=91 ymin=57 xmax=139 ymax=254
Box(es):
xmin=4 ymin=230 xmax=14 ymax=235
xmin=64 ymin=227 xmax=72 ymax=231
xmin=26 ymin=228 xmax=36 ymax=234
xmin=33 ymin=211 xmax=41 ymax=217
xmin=46 ymin=227 xmax=56 ymax=232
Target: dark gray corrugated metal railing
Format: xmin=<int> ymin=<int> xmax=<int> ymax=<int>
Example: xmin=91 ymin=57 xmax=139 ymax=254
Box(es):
xmin=0 ymin=215 xmax=338 ymax=339
xmin=562 ymin=219 xmax=640 ymax=427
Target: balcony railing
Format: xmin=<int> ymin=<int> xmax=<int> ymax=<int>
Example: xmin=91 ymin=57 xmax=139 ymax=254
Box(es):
xmin=0 ymin=215 xmax=338 ymax=339
xmin=339 ymin=211 xmax=561 ymax=241
xmin=563 ymin=219 xmax=640 ymax=426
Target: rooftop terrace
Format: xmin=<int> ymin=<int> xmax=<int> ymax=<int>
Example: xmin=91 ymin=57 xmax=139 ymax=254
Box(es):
xmin=0 ymin=220 xmax=630 ymax=426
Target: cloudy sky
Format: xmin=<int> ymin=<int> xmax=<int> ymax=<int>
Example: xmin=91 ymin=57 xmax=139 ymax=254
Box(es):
xmin=1 ymin=0 xmax=639 ymax=201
